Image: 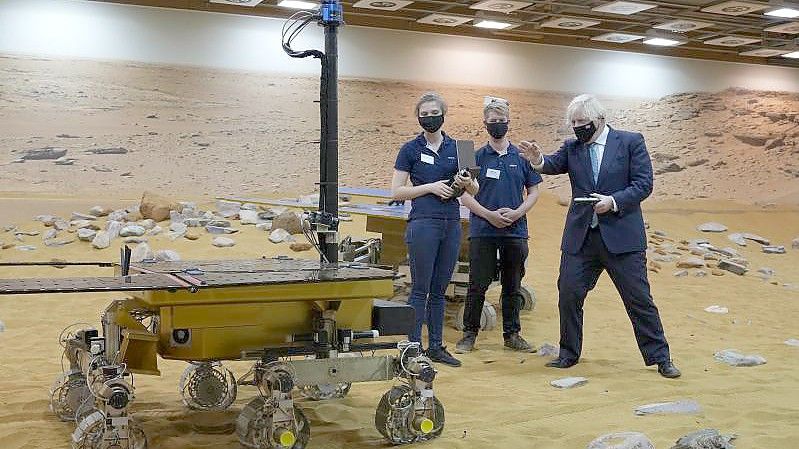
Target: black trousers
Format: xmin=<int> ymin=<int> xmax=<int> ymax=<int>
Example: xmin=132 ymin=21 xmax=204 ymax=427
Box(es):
xmin=463 ymin=237 xmax=528 ymax=338
xmin=557 ymin=227 xmax=671 ymax=365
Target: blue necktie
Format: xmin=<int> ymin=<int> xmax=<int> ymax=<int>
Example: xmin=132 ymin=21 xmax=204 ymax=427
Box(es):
xmin=589 ymin=143 xmax=600 ymax=228
xmin=589 ymin=143 xmax=600 ymax=185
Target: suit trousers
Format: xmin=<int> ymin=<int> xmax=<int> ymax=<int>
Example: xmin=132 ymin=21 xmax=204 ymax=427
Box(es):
xmin=557 ymin=227 xmax=670 ymax=365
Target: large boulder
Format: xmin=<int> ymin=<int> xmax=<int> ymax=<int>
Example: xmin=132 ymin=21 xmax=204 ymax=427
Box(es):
xmin=139 ymin=191 xmax=180 ymax=222
xmin=272 ymin=211 xmax=303 ymax=235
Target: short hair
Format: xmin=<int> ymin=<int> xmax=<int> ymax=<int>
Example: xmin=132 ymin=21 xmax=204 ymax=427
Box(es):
xmin=483 ymin=96 xmax=510 ymax=120
xmin=565 ymin=94 xmax=606 ymax=124
xmin=415 ymin=91 xmax=448 ymax=116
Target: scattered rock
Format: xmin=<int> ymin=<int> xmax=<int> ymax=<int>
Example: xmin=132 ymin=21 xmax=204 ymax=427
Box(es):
xmin=120 ymin=225 xmax=146 ymax=237
xmin=714 ymin=349 xmax=766 ymax=367
xmin=289 ymin=242 xmax=313 ymax=252
xmin=154 ymin=249 xmax=181 ymax=262
xmin=0 ymin=320 xmax=4 ymax=332
xmin=550 ymin=377 xmax=587 ymax=389
xmin=757 ymin=267 xmax=775 ymax=279
xmin=23 ymin=147 xmax=67 ymax=160
xmin=269 ymin=228 xmax=293 ymax=244
xmin=704 ymin=305 xmax=729 ymax=314
xmin=711 ymin=268 xmax=725 ymax=276
xmin=718 ymin=260 xmax=747 ymax=275
xmin=216 ymin=200 xmax=241 ymax=219
xmin=71 ymin=220 xmax=98 ymax=230
xmin=727 ymin=233 xmax=747 ymax=246
xmin=240 ymin=209 xmax=261 ymax=225
xmin=130 ymin=243 xmax=154 ymax=262
xmin=656 ymin=162 xmax=684 ymax=174
xmin=697 ymin=222 xmax=727 ymax=232
xmin=651 ymin=254 xmax=677 ymax=263
xmin=205 ymin=225 xmax=239 ymax=235
xmin=89 ymin=206 xmax=111 ymax=217
xmin=762 ymin=245 xmax=785 ymax=254
xmin=124 ymin=237 xmax=148 ymax=244
xmin=185 ymin=232 xmax=200 ymax=241
xmin=71 ymin=212 xmax=97 ymax=221
xmin=634 ymin=400 xmax=701 ymax=416
xmin=695 ymin=270 xmax=708 ymax=277
xmin=212 ymin=236 xmax=236 ymax=248
xmin=43 ymin=229 xmax=58 ymax=240
xmin=792 ymin=237 xmax=799 ymax=249
xmin=45 ymin=237 xmax=75 ymax=247
xmin=653 ymin=230 xmax=667 ymax=237
xmin=54 ymin=156 xmax=76 ymax=165
xmin=108 ymin=209 xmax=128 ymax=222
xmin=272 ymin=211 xmax=304 ymax=235
xmin=137 ymin=219 xmax=156 ymax=230
xmin=16 ymin=245 xmax=37 ymax=251
xmin=256 ymin=222 xmax=273 ymax=232
xmin=686 ymin=158 xmax=709 ymax=167
xmin=537 ymin=343 xmax=560 ymax=358
xmin=587 ymin=432 xmax=654 ymax=449
xmin=784 ymin=339 xmax=799 ymax=347
xmin=207 ymin=220 xmax=232 ymax=228
xmin=677 ymin=256 xmax=705 ymax=269
xmin=148 ymin=226 xmax=163 ymax=236
xmin=169 ymin=222 xmax=188 ymax=234
xmin=719 ymin=247 xmax=740 ymax=258
xmin=258 ymin=210 xmax=278 ymax=221
xmin=139 ymin=191 xmax=180 ymax=222
xmin=670 ymin=429 xmax=736 ymax=449
xmin=87 ymin=147 xmax=128 ymax=155
xmin=92 ymin=231 xmax=111 ymax=249
xmin=741 ymin=233 xmax=770 ymax=245
xmin=733 ymin=134 xmax=769 ymax=146
xmin=673 ymin=270 xmax=689 ymax=277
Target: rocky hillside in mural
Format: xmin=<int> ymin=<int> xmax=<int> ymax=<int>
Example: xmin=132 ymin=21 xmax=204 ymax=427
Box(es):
xmin=1 ymin=55 xmax=797 ymax=203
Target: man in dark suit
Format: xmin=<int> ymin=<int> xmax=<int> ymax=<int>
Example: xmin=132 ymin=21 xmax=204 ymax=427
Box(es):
xmin=519 ymin=94 xmax=680 ymax=378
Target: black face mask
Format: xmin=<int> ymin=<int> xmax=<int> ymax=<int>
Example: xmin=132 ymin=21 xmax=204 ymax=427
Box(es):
xmin=573 ymin=121 xmax=597 ymax=144
xmin=419 ymin=115 xmax=444 ymax=133
xmin=486 ymin=122 xmax=509 ymax=139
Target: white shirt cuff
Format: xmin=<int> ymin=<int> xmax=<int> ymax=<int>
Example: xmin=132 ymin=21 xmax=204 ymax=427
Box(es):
xmin=611 ymin=196 xmax=618 ymax=213
xmin=531 ymin=156 xmax=545 ymax=171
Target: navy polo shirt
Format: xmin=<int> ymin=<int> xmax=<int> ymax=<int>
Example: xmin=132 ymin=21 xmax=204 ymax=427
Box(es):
xmin=394 ymin=132 xmax=460 ymax=221
xmin=470 ymin=143 xmax=542 ymax=239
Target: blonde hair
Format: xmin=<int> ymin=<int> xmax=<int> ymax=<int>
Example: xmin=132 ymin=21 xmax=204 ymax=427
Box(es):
xmin=414 ymin=91 xmax=448 ymax=116
xmin=565 ymin=94 xmax=606 ymax=125
xmin=483 ymin=96 xmax=510 ymax=120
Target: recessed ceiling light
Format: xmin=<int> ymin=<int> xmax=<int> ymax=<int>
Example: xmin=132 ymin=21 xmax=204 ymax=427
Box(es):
xmin=643 ymin=37 xmax=683 ymax=46
xmin=591 ymin=32 xmax=645 ymax=43
xmin=739 ymin=48 xmax=789 ymax=57
xmin=540 ymin=17 xmax=601 ymax=29
xmin=352 ymin=0 xmax=413 ymax=11
xmin=654 ymin=19 xmax=713 ymax=32
xmin=704 ymin=36 xmax=761 ymax=46
xmin=474 ymin=20 xmax=518 ymax=30
xmin=469 ymin=1 xmax=533 ymax=13
xmin=764 ymin=8 xmax=799 ymax=18
xmin=417 ymin=14 xmax=472 ymax=27
xmin=277 ymin=0 xmax=317 ymax=9
xmin=701 ymin=1 xmax=768 ymax=16
xmin=765 ymin=22 xmax=799 ymax=34
xmin=591 ymin=1 xmax=656 ymax=15
xmin=783 ymin=51 xmax=799 ymax=58
xmin=209 ymin=0 xmax=265 ymax=6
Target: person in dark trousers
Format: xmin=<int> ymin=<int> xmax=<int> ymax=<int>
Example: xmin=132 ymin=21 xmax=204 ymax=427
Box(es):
xmin=518 ymin=94 xmax=680 ymax=378
xmin=391 ymin=91 xmax=479 ymax=367
xmin=455 ymin=97 xmax=542 ymax=354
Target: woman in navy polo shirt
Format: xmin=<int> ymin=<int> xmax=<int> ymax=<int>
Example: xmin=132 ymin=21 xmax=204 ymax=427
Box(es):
xmin=390 ymin=91 xmax=478 ymax=367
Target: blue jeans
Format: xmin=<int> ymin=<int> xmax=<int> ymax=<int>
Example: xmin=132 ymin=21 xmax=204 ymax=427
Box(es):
xmin=405 ymin=218 xmax=462 ymax=349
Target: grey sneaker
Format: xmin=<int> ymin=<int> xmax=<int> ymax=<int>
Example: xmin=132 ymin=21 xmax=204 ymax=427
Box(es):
xmin=455 ymin=333 xmax=477 ymax=354
xmin=504 ymin=333 xmax=536 ymax=352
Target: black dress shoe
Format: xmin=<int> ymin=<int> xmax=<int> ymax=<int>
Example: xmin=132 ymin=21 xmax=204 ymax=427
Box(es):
xmin=657 ymin=361 xmax=681 ymax=378
xmin=545 ymin=358 xmax=578 ymax=369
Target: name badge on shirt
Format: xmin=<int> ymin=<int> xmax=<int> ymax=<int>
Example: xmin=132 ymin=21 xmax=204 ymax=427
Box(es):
xmin=486 ymin=168 xmax=501 ymax=179
xmin=421 ymin=154 xmax=435 ymax=165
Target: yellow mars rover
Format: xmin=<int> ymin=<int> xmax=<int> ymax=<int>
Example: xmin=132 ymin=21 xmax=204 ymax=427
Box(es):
xmin=0 ymin=3 xmax=447 ymax=448
xmin=1 ymin=258 xmax=442 ymax=449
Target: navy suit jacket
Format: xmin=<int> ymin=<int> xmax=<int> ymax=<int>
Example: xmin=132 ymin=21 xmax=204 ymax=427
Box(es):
xmin=542 ymin=127 xmax=653 ymax=255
